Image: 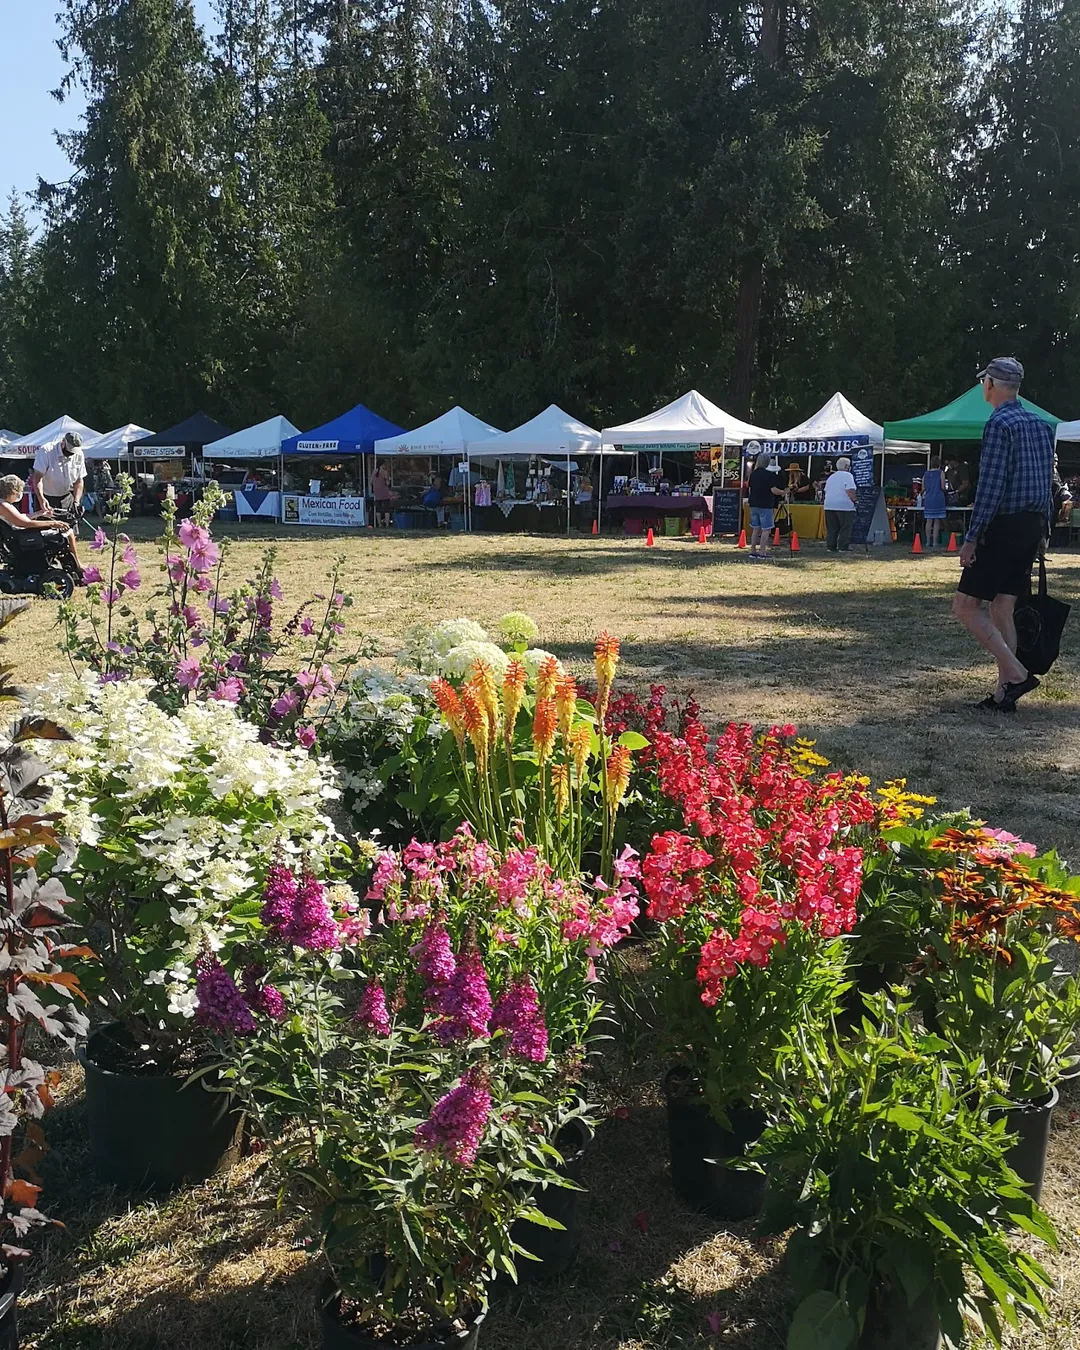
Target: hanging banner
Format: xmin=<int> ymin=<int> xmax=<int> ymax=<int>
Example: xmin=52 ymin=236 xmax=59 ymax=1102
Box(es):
xmin=282 ymin=495 xmax=367 ymax=528
xmin=744 ymin=435 xmax=872 ymax=459
xmin=133 ymin=444 xmax=185 ymax=459
xmin=850 ymin=442 xmax=876 ymax=487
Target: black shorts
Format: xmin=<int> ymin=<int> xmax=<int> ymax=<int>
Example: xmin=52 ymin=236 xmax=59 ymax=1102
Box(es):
xmin=957 ymin=511 xmax=1044 ymax=601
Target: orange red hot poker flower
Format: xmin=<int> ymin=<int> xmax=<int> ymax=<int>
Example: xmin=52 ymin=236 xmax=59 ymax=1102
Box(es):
xmin=532 ymin=697 xmax=558 ymax=763
xmin=431 ymin=678 xmax=466 ymax=749
xmin=605 ymin=744 xmax=632 ymax=813
xmin=551 ymin=763 xmax=570 ymax=815
xmin=536 ymin=654 xmax=561 ymax=701
xmin=569 ymin=724 xmax=591 ymax=781
xmin=460 ymin=682 xmax=489 ymax=765
xmin=469 ymin=658 xmax=500 ymax=739
xmin=502 ymin=659 xmax=527 ymax=738
xmin=555 ymin=673 xmax=578 ymax=742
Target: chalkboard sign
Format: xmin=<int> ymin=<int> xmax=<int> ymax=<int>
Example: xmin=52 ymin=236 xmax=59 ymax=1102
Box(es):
xmin=850 ymin=487 xmax=887 ymax=546
xmin=712 ymin=488 xmax=742 ymax=534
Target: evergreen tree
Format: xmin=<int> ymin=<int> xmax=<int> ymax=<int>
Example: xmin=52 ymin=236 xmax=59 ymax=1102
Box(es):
xmin=0 ymin=194 xmax=36 ymax=429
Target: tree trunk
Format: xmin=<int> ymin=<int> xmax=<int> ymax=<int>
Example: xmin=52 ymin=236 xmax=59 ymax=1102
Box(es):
xmin=729 ymin=0 xmax=782 ymax=418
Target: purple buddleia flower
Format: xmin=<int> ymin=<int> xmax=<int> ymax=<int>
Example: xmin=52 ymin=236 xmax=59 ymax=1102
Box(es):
xmin=355 ymin=981 xmax=391 ymax=1036
xmin=432 ymin=947 xmax=492 ymax=1044
xmin=289 ymin=872 xmax=340 ymax=951
xmin=414 ymin=1071 xmax=492 ymax=1166
xmin=195 ymin=956 xmax=256 ymax=1035
xmin=413 ymin=923 xmax=456 ymax=988
xmin=491 ymin=978 xmax=549 ymax=1062
xmin=241 ymin=965 xmax=287 ymax=1021
xmin=261 ymin=863 xmax=298 ymax=941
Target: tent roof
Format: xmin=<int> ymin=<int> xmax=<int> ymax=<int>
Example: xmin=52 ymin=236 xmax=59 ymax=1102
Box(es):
xmin=1055 ymin=419 xmax=1080 ymax=444
xmin=374 ymin=405 xmax=502 ymax=456
xmin=204 ymin=415 xmax=301 ymax=459
xmin=469 ymin=404 xmax=602 ymax=458
xmin=883 ymin=385 xmax=1060 ymax=442
xmin=0 ymin=429 xmax=19 ymax=445
xmin=282 ymin=403 xmax=404 ymax=456
xmin=602 ymin=389 xmax=725 ymax=445
xmin=83 ymin=424 xmax=154 ymax=460
xmin=779 ymin=392 xmax=883 ymax=444
xmin=603 ymin=389 xmax=775 ymax=446
xmin=132 ymin=412 xmax=233 ymax=450
xmin=5 ymin=415 xmax=102 ymax=458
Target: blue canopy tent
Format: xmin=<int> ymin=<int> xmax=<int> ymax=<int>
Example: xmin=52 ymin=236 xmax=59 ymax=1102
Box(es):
xmin=279 ymin=403 xmax=405 ymax=527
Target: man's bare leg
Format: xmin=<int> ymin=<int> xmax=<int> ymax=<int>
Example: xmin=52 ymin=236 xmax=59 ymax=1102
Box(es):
xmin=952 ymin=592 xmax=1027 ymax=698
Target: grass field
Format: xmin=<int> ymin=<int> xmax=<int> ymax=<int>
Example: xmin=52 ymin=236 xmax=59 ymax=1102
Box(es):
xmin=13 ymin=522 xmax=1080 ymax=1349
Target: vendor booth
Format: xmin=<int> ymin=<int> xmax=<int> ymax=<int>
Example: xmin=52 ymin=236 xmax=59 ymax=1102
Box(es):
xmin=601 ymin=390 xmax=775 ymax=537
xmin=743 ymin=393 xmax=892 ymax=543
xmin=373 ymin=406 xmax=501 ymax=530
xmin=884 ymin=385 xmax=1060 ymax=542
xmin=5 ymin=415 xmax=101 ymax=460
xmin=128 ymin=413 xmax=233 ymax=515
xmin=82 ymin=424 xmax=153 ymax=515
xmin=1054 ymin=420 xmax=1080 ymax=543
xmin=281 ymin=403 xmax=404 ymax=528
xmin=466 ymin=405 xmax=598 ymax=534
xmin=203 ymin=415 xmax=300 ymax=521
xmin=0 ymin=430 xmax=18 ymax=451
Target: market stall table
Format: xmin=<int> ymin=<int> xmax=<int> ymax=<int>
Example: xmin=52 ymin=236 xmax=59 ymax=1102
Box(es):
xmin=606 ymin=493 xmax=713 ymax=534
xmin=741 ymin=501 xmax=825 ymax=540
xmin=234 ymin=488 xmax=283 ymax=520
xmin=472 ymin=502 xmax=568 ymax=533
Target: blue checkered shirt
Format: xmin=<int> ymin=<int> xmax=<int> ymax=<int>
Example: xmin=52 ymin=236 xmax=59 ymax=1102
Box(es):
xmin=967 ymin=399 xmax=1055 ymax=543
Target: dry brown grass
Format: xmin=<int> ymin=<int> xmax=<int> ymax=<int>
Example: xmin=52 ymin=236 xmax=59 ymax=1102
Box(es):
xmin=12 ymin=522 xmax=1080 ymax=1348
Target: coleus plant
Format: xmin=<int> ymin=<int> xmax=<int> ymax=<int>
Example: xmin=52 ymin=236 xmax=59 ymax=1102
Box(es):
xmin=0 ymin=600 xmax=89 ymax=1266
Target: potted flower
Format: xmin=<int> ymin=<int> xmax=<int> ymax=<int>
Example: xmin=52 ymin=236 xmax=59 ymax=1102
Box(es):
xmin=905 ymin=824 xmax=1080 ymax=1198
xmin=29 ymin=672 xmax=343 ymax=1188
xmin=640 ymin=723 xmax=877 ymax=1219
xmin=207 ymin=825 xmax=639 ymax=1343
xmin=0 ymin=599 xmax=89 ymax=1339
xmin=755 ymin=993 xmax=1057 ymax=1350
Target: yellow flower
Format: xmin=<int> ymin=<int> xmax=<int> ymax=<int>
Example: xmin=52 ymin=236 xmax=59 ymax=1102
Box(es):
xmin=594 ymin=631 xmax=620 ymax=721
xmin=877 ymin=777 xmax=936 ymax=822
xmin=501 ymin=659 xmax=527 ymax=741
xmin=536 ymin=653 xmax=561 ymax=701
xmin=788 ymin=737 xmax=831 ymax=777
xmin=461 ymin=682 xmax=489 ymax=767
xmin=551 ymin=764 xmax=570 ymax=815
xmin=431 ymin=678 xmax=466 ymax=751
xmin=469 ymin=658 xmax=500 ymax=741
xmin=555 ymin=673 xmax=578 ymax=743
xmin=569 ymin=724 xmax=592 ymax=781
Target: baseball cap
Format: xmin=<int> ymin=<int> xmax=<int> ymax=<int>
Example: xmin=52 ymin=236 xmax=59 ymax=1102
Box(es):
xmin=977 ymin=356 xmax=1024 ymax=384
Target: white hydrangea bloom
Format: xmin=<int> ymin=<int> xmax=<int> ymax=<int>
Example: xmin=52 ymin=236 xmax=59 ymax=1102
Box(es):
xmin=521 ymin=648 xmax=566 ymax=682
xmin=439 ymin=641 xmax=511 ymax=680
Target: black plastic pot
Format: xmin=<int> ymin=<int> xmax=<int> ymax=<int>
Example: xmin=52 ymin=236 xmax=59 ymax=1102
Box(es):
xmin=0 ymin=1263 xmax=24 ymax=1350
xmin=663 ymin=1068 xmax=766 ymax=1221
xmin=509 ymin=1118 xmax=591 ymax=1281
xmin=859 ymin=1279 xmax=941 ymax=1350
xmin=994 ymin=1086 xmax=1059 ymax=1202
xmin=320 ymin=1282 xmax=485 ymax=1350
xmin=79 ymin=1023 xmax=244 ymax=1190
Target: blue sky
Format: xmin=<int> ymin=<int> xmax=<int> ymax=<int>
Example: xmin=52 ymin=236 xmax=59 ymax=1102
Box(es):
xmin=0 ymin=1 xmax=218 ymax=212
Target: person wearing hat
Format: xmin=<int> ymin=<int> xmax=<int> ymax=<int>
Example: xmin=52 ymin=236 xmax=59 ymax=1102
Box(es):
xmin=31 ymin=431 xmax=87 ymax=515
xmin=952 ymin=357 xmax=1055 ymax=713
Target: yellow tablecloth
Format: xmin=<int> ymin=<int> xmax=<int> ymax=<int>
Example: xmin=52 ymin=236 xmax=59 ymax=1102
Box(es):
xmin=742 ymin=502 xmax=825 ymax=540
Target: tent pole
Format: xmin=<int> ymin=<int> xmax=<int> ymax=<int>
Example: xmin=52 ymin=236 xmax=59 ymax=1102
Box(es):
xmin=466 ymin=450 xmax=471 ymax=532
xmin=597 ymin=443 xmax=604 ymax=535
xmin=566 ymin=448 xmax=571 ymax=536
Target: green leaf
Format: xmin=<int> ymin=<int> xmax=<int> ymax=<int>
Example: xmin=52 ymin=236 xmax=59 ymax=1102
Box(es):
xmin=786 ymin=1291 xmax=856 ymax=1350
xmin=516 ymin=1207 xmax=566 ymax=1232
xmin=884 ymin=1234 xmax=933 ymax=1306
xmin=617 ymin=731 xmax=650 ymax=750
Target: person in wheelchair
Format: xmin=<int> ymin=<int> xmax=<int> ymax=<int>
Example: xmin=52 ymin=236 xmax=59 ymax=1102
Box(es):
xmin=0 ymin=475 xmax=86 ymax=579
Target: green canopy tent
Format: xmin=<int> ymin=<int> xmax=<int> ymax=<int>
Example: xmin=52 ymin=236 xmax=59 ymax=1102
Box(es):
xmin=883 ymin=384 xmax=1060 ymax=441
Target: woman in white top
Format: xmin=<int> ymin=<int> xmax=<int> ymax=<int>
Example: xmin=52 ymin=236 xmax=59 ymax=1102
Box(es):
xmin=823 ymin=456 xmax=858 ymax=553
xmin=0 ymin=474 xmax=85 ymax=574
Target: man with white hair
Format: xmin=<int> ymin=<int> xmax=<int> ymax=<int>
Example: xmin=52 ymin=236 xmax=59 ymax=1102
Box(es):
xmin=31 ymin=431 xmax=86 ymax=514
xmin=823 ymin=455 xmax=858 ymax=552
xmin=952 ymin=356 xmax=1054 ymax=713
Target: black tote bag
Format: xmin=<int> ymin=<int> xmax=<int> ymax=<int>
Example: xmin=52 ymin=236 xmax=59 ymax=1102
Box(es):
xmin=1015 ymin=556 xmax=1070 ymax=676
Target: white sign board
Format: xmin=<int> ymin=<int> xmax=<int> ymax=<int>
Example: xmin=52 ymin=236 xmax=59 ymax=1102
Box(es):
xmin=282 ymin=495 xmax=367 ymax=528
xmin=294 ymin=440 xmax=340 ymax=454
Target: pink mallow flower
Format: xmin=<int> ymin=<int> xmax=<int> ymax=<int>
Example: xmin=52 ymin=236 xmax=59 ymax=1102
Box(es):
xmin=176 ymin=657 xmax=202 ymax=690
xmin=178 ymin=519 xmax=209 ymax=549
xmin=82 ymin=565 xmax=102 ymax=584
xmin=269 ymin=579 xmax=283 ymax=600
xmin=300 ymin=616 xmax=315 ymax=636
xmin=166 ymin=554 xmax=186 ymax=585
xmin=90 ymin=528 xmax=107 ymax=553
xmin=271 ymin=689 xmax=300 ymax=718
xmin=102 ymin=588 xmax=120 ymax=606
xmin=296 ymin=725 xmax=316 ymax=749
xmin=188 ymin=538 xmax=220 ymax=574
xmin=414 ymin=1071 xmax=492 ymax=1166
xmin=122 ymin=541 xmax=138 ymax=566
xmin=211 ymin=676 xmax=244 ymax=704
xmin=121 ymin=568 xmax=141 ymax=591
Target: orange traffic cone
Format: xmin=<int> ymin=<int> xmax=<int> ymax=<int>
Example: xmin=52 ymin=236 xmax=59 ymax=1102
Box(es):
xmin=946 ymin=532 xmax=958 ymax=553
xmin=737 ymin=528 xmax=747 ymax=549
xmin=912 ymin=533 xmax=923 ymax=555
xmin=697 ymin=523 xmax=707 ymax=543
xmin=772 ymin=527 xmax=781 ymax=546
xmin=646 ymin=527 xmax=655 ymax=547
xmin=790 ymin=531 xmax=800 ymax=553
xmin=591 ymin=518 xmax=599 ymax=535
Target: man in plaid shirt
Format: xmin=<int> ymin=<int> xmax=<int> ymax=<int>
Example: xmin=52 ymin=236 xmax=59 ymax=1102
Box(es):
xmin=952 ymin=356 xmax=1055 ymax=713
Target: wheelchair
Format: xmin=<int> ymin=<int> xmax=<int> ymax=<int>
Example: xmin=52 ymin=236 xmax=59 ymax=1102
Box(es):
xmin=0 ymin=512 xmax=83 ymax=599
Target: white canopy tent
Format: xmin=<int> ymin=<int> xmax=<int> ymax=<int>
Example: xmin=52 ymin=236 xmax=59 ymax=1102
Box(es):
xmin=776 ymin=391 xmax=929 ymax=486
xmin=203 ymin=415 xmax=301 ymax=459
xmin=1055 ymin=420 xmax=1080 ymax=443
xmin=0 ymin=430 xmax=19 ymax=450
xmin=601 ymin=389 xmax=728 ymax=446
xmin=82 ymin=423 xmax=154 ymax=461
xmin=465 ymin=405 xmax=602 ymax=534
xmin=5 ymin=415 xmax=101 ymax=459
xmin=373 ymin=405 xmax=502 ymax=458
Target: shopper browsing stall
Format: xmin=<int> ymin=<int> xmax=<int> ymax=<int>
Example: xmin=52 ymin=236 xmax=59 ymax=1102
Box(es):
xmin=747 ymin=451 xmax=786 ymax=560
xmin=823 ymin=456 xmax=858 ymax=552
